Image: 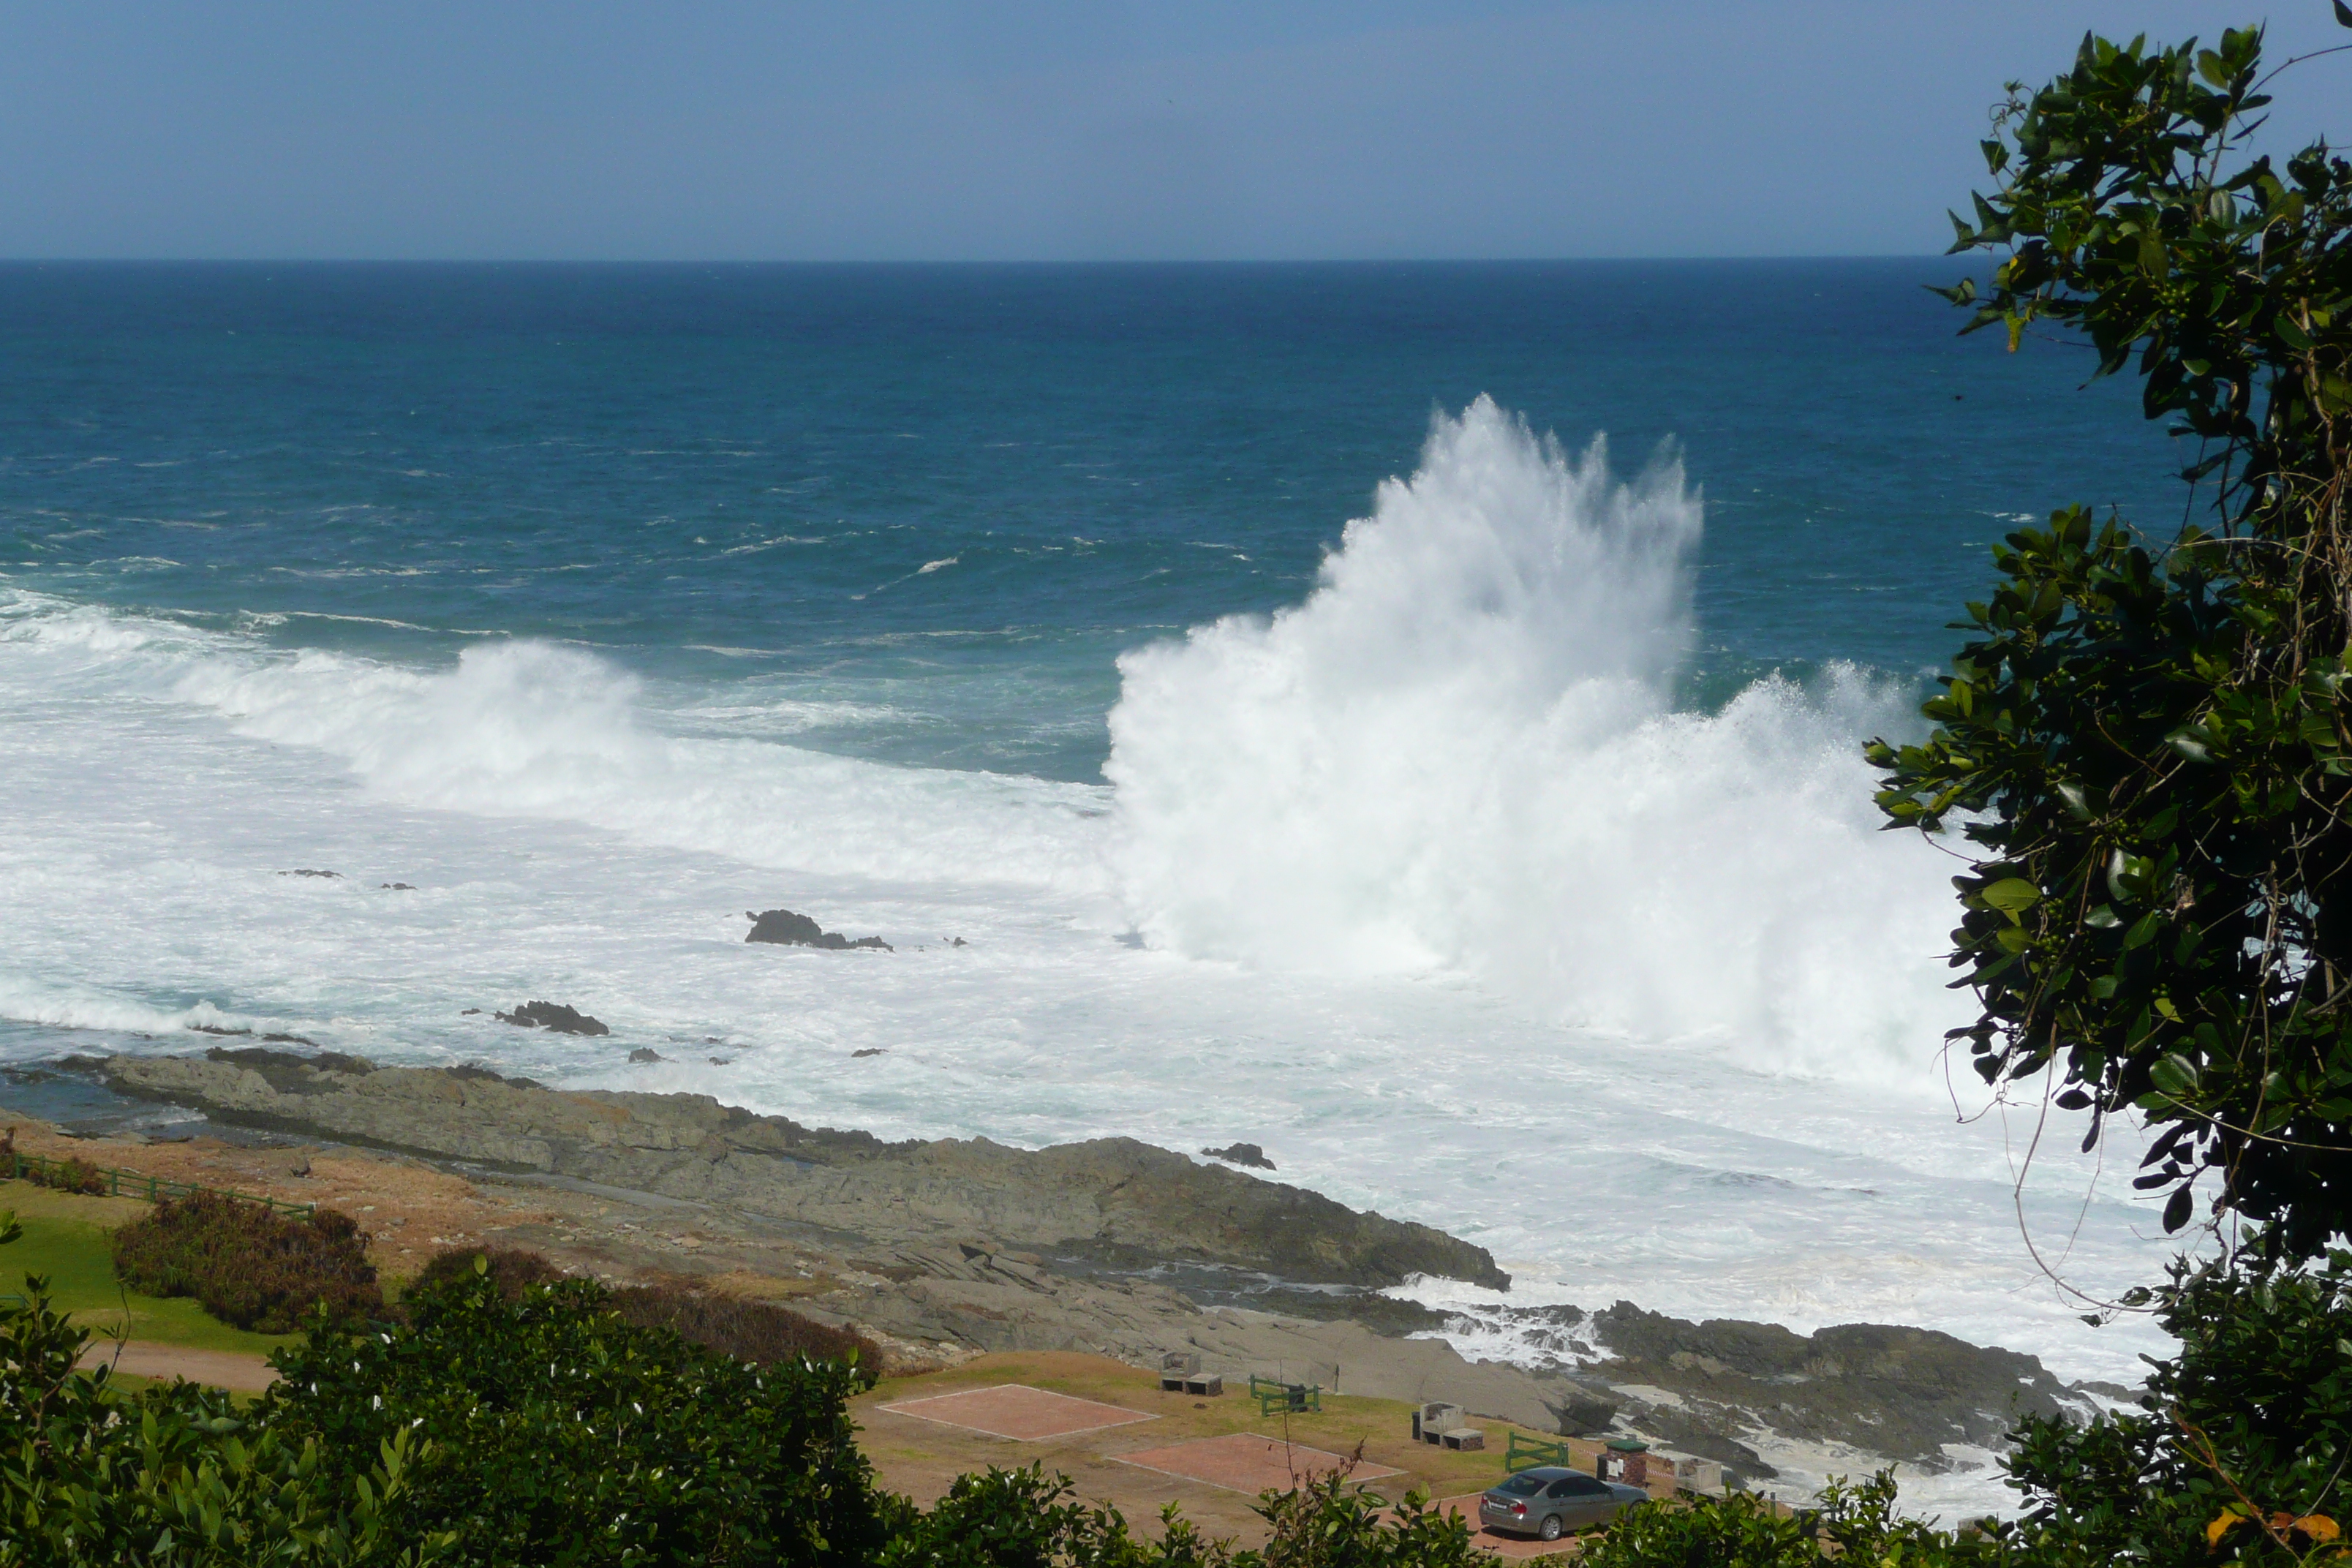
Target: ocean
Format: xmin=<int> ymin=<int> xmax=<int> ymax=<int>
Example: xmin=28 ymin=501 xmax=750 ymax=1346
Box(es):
xmin=0 ymin=260 xmax=2191 ymax=1511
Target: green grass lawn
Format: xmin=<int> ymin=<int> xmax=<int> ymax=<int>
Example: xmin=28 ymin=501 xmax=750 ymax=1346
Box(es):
xmin=0 ymin=1180 xmax=297 ymax=1358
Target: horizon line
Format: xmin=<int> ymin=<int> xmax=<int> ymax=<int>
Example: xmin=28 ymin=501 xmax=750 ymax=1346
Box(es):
xmin=0 ymin=252 xmax=1966 ymax=268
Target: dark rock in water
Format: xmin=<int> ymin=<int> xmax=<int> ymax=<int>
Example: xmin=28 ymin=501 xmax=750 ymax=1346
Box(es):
xmin=745 ymin=908 xmax=892 ymax=951
xmin=950 ymin=938 xmax=968 ymax=947
xmin=627 ymin=1048 xmax=666 ymax=1064
xmin=494 ymin=1000 xmax=609 ymax=1036
xmin=1586 ymin=1300 xmax=2089 ymax=1469
xmin=851 ymin=1048 xmax=887 ymax=1059
xmin=380 ymin=882 xmax=415 ymax=891
xmin=1202 ymin=1142 xmax=1275 ymax=1171
xmin=708 ymin=1056 xmax=732 ymax=1066
xmin=460 ymin=1008 xmax=483 ymax=1016
xmin=278 ymin=869 xmax=341 ymax=878
xmin=1635 ymin=1425 xmax=1776 ymax=1480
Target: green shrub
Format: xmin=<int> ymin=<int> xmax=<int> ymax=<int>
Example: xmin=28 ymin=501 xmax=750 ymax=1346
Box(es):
xmin=262 ymin=1264 xmax=892 ymax=1567
xmin=23 ymin=1156 xmax=105 ymax=1196
xmin=112 ymin=1190 xmax=382 ymax=1333
xmin=408 ymin=1246 xmax=885 ymax=1385
xmin=878 ymin=1463 xmax=1477 ymax=1568
xmin=612 ymin=1281 xmax=886 ymax=1387
xmin=407 ymin=1243 xmax=567 ymax=1301
xmin=0 ymin=1213 xmax=440 ymax=1567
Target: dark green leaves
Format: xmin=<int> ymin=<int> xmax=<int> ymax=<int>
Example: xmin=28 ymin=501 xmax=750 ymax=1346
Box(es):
xmin=1875 ymin=21 xmax=2352 ymax=1262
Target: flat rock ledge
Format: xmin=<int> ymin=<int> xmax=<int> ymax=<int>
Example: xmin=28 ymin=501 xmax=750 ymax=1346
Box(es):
xmin=103 ymin=1048 xmax=1506 ymax=1292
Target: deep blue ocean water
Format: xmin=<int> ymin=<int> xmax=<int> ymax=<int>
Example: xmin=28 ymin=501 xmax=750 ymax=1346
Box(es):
xmin=1 ymin=260 xmax=2183 ymax=779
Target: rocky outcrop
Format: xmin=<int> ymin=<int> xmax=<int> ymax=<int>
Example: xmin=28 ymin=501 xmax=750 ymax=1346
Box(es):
xmin=1437 ymin=1298 xmax=2097 ymax=1474
xmin=101 ymin=1050 xmax=1506 ymax=1292
xmin=745 ymin=909 xmax=892 ymax=951
xmin=495 ymin=1001 xmax=608 ymax=1036
xmin=1201 ymin=1142 xmax=1275 ymax=1170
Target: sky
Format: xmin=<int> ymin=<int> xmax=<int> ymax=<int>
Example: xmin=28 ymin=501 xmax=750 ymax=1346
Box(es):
xmin=0 ymin=1 xmax=2345 ymax=262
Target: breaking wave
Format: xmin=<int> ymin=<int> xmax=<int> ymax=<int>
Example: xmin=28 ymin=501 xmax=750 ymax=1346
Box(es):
xmin=1106 ymin=397 xmax=1968 ymax=1074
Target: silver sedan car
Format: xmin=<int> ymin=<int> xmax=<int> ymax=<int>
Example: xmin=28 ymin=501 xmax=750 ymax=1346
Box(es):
xmin=1478 ymin=1467 xmax=1649 ymax=1540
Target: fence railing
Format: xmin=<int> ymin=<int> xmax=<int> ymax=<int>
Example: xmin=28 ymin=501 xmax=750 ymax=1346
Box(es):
xmin=4 ymin=1152 xmax=314 ymax=1218
xmin=1504 ymin=1432 xmax=1572 ymax=1473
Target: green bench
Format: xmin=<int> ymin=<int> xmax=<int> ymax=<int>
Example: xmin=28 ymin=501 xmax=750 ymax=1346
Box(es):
xmin=1248 ymin=1373 xmax=1321 ymax=1415
xmin=1504 ymin=1432 xmax=1572 ymax=1473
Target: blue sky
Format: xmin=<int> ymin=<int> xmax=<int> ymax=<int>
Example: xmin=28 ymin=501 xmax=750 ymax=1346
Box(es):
xmin=1 ymin=1 xmax=2344 ymax=260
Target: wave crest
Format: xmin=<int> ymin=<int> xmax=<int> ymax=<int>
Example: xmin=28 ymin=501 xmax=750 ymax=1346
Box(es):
xmin=1105 ymin=396 xmax=1966 ymax=1074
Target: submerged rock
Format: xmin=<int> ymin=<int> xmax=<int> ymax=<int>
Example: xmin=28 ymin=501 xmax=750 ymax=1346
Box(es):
xmin=494 ymin=1001 xmax=609 ymax=1036
xmin=745 ymin=908 xmax=892 ymax=951
xmin=627 ymin=1048 xmax=666 ymax=1064
xmin=278 ymin=868 xmax=342 ymax=878
xmin=1201 ymin=1142 xmax=1275 ymax=1171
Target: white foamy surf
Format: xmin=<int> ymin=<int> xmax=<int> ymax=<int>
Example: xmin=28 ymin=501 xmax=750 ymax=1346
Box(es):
xmin=1109 ymin=399 xmax=1961 ymax=1074
xmin=0 ymin=401 xmax=2182 ymax=1518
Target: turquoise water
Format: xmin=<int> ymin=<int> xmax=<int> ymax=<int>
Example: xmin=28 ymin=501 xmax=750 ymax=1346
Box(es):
xmin=0 ymin=263 xmax=2197 ymax=1509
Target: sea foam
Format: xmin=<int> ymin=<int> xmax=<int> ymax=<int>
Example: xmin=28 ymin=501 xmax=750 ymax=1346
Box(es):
xmin=1108 ymin=398 xmax=1968 ymax=1076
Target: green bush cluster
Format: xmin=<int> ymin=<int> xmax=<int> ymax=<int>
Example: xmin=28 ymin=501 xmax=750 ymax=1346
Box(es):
xmin=20 ymin=1156 xmax=105 ymax=1196
xmin=112 ymin=1190 xmax=383 ymax=1333
xmin=407 ymin=1245 xmax=886 ymax=1385
xmin=0 ymin=1238 xmax=1495 ymax=1568
xmin=608 ymin=1282 xmax=886 ymax=1390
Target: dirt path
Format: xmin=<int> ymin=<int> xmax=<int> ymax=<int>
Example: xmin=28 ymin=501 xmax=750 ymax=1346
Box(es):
xmin=76 ymin=1341 xmax=278 ymax=1391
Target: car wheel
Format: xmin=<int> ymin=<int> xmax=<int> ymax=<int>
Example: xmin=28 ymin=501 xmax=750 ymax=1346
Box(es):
xmin=1539 ymin=1515 xmax=1564 ymax=1542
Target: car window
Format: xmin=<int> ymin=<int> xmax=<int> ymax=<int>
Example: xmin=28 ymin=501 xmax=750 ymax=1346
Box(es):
xmin=1569 ymin=1477 xmax=1609 ymax=1496
xmin=1544 ymin=1480 xmax=1579 ymax=1498
xmin=1497 ymin=1475 xmax=1545 ymax=1497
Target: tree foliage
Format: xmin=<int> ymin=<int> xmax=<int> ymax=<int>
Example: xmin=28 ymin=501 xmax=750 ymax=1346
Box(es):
xmin=261 ymin=1267 xmax=889 ymax=1567
xmin=1867 ymin=20 xmax=2352 ymax=1258
xmin=0 ymin=1217 xmax=436 ymax=1567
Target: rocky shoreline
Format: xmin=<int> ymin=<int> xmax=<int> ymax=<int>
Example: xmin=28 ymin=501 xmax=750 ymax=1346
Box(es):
xmin=24 ymin=1047 xmax=2122 ymax=1495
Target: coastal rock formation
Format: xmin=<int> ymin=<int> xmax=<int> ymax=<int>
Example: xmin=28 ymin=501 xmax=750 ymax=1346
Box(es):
xmin=1201 ymin=1142 xmax=1275 ymax=1170
xmin=494 ymin=1001 xmax=609 ymax=1036
xmin=1440 ymin=1298 xmax=2097 ymax=1474
xmin=745 ymin=908 xmax=892 ymax=951
xmin=102 ymin=1050 xmax=1505 ymax=1291
xmin=1592 ymin=1299 xmax=2090 ymax=1468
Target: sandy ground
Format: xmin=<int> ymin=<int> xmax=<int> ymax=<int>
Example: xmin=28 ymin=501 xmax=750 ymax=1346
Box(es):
xmin=75 ymin=1341 xmax=278 ymax=1391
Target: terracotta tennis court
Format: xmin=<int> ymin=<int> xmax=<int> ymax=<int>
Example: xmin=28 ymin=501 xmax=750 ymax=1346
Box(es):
xmin=1115 ymin=1433 xmax=1401 ymax=1493
xmin=878 ymin=1384 xmax=1157 ymax=1441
